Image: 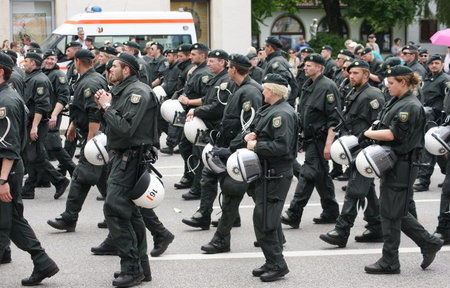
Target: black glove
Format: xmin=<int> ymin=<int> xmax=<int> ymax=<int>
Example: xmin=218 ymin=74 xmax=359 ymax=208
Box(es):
xmin=358 ymin=131 xmax=373 ymax=149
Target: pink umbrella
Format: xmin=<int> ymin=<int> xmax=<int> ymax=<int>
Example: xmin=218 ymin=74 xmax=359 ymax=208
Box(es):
xmin=430 ymin=29 xmax=450 ymax=46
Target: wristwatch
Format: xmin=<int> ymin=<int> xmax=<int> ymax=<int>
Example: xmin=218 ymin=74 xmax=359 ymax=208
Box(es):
xmin=102 ymin=103 xmax=111 ymax=110
xmin=0 ymin=179 xmax=8 ymax=185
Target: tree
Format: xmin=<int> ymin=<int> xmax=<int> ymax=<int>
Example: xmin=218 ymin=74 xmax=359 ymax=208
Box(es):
xmin=251 ymin=0 xmax=298 ymax=35
xmin=433 ymin=0 xmax=450 ymax=26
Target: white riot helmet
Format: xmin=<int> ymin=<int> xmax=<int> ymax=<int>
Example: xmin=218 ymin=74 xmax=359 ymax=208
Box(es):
xmin=425 ymin=126 xmax=450 ymax=155
xmin=153 ymin=85 xmax=167 ymax=103
xmin=130 ymin=170 xmax=165 ymax=209
xmin=226 ymin=148 xmax=261 ymax=183
xmin=201 ymin=143 xmax=228 ymax=174
xmin=184 ymin=116 xmax=209 ymax=146
xmin=355 ymin=144 xmax=397 ymax=178
xmin=160 ymin=99 xmax=186 ymax=126
xmin=84 ymin=132 xmax=109 ymax=166
xmin=330 ymin=135 xmax=360 ymax=165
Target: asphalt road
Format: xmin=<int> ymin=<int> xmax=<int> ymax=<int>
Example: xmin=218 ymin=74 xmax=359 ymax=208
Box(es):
xmin=2 ymin=150 xmax=449 ymax=288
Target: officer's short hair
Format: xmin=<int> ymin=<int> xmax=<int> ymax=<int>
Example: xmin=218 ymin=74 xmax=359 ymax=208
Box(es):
xmin=0 ymin=64 xmax=12 ymax=81
xmin=116 ymin=60 xmax=137 ymax=76
xmin=229 ymin=62 xmax=250 ymax=75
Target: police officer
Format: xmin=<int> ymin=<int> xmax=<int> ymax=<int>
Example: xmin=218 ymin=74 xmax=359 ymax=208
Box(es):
xmin=263 ymin=37 xmax=299 ymax=106
xmin=400 ymin=45 xmax=427 ymax=80
xmin=414 ymin=54 xmax=450 ymax=192
xmin=247 ymin=52 xmax=264 ymax=84
xmin=320 ymin=60 xmax=385 ymax=248
xmin=379 ymin=57 xmax=403 ymax=101
xmin=123 ymin=41 xmax=152 ymax=85
xmin=96 ymin=46 xmax=117 ymax=76
xmin=21 ymin=52 xmax=70 ymax=199
xmin=360 ymin=48 xmax=384 ymax=87
xmin=295 ymin=47 xmax=314 ymax=94
xmin=245 ymin=73 xmax=298 ymax=282
xmin=176 ymin=43 xmax=213 ymax=198
xmin=418 ymin=48 xmax=430 ymax=73
xmin=0 ymin=52 xmax=59 ymax=286
xmin=147 ymin=42 xmax=168 ymax=87
xmin=257 ymin=47 xmax=267 ymax=70
xmin=95 ymin=53 xmax=157 ymax=287
xmin=47 ymin=49 xmax=108 ymax=231
xmin=2 ymin=49 xmax=25 ymax=98
xmin=41 ymin=50 xmax=76 ymax=178
xmin=282 ymin=53 xmax=340 ymax=228
xmin=363 ymin=65 xmax=443 ymax=274
xmin=320 ymin=45 xmax=338 ymax=80
xmin=181 ymin=49 xmax=232 ymax=228
xmin=200 ymin=54 xmax=263 ymax=253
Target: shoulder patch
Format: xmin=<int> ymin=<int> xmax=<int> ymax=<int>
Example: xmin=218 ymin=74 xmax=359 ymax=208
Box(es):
xmin=37 ymin=87 xmax=45 ymax=95
xmin=446 ymin=82 xmax=450 ymax=89
xmin=201 ymin=75 xmax=209 ymax=84
xmin=369 ymin=99 xmax=380 ymax=110
xmin=164 ymin=61 xmax=169 ymax=68
xmin=84 ymin=88 xmax=91 ymax=98
xmin=59 ymin=76 xmax=67 ymax=84
xmin=0 ymin=107 xmax=6 ymax=119
xmin=272 ymin=62 xmax=279 ymax=69
xmin=130 ymin=94 xmax=141 ymax=104
xmin=399 ymin=112 xmax=409 ymax=122
xmin=272 ymin=116 xmax=282 ymax=128
xmin=220 ymin=82 xmax=228 ymax=91
xmin=242 ymin=101 xmax=251 ymax=112
xmin=7 ymin=83 xmax=13 ymax=89
xmin=326 ymin=93 xmax=335 ymax=103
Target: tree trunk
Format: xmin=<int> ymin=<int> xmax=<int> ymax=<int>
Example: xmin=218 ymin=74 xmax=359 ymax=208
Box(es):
xmin=322 ymin=0 xmax=343 ymax=36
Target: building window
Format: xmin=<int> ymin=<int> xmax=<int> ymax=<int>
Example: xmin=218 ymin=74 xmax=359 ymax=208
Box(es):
xmin=420 ymin=19 xmax=438 ymax=43
xmin=318 ymin=18 xmax=349 ymax=39
xmin=271 ymin=15 xmax=305 ymax=50
xmin=170 ymin=1 xmax=209 ymax=45
xmin=11 ymin=0 xmax=54 ymax=44
xmin=360 ymin=20 xmax=391 ymax=53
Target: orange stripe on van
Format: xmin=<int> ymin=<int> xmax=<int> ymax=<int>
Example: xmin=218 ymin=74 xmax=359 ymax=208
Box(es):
xmin=64 ymin=19 xmax=194 ymax=25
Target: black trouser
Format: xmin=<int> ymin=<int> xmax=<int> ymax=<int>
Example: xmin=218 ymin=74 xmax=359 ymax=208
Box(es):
xmin=0 ymin=159 xmax=55 ymax=270
xmin=179 ymin=134 xmax=203 ymax=194
xmin=416 ymin=149 xmax=446 ymax=186
xmin=197 ymin=167 xmax=219 ymax=217
xmin=437 ymin=155 xmax=450 ymax=235
xmin=166 ymin=125 xmax=183 ymax=149
xmin=141 ymin=208 xmax=171 ymax=244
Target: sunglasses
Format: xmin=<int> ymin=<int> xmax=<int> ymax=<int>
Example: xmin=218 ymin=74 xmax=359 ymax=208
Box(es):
xmin=342 ymin=66 xmax=349 ymax=70
xmin=402 ymin=52 xmax=412 ymax=55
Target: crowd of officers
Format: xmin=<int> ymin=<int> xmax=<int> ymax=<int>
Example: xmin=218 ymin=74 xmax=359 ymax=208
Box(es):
xmin=0 ymin=34 xmax=449 ymax=287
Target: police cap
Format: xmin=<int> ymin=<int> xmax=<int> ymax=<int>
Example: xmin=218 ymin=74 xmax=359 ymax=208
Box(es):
xmin=265 ymin=36 xmax=282 ymax=49
xmin=2 ymin=49 xmax=18 ymax=59
xmin=246 ymin=52 xmax=257 ymax=60
xmin=123 ymin=41 xmax=140 ymax=50
xmin=29 ymin=42 xmax=40 ymax=49
xmin=338 ymin=49 xmax=354 ymax=58
xmin=304 ymin=53 xmax=325 ymax=66
xmin=66 ymin=41 xmax=82 ymax=49
xmin=85 ymin=37 xmax=94 ymax=42
xmin=427 ymin=54 xmax=443 ymax=65
xmin=401 ymin=45 xmax=418 ymax=51
xmin=354 ymin=45 xmax=365 ymax=55
xmin=190 ymin=43 xmax=209 ymax=51
xmin=115 ymin=53 xmax=139 ymax=74
xmin=99 ymin=46 xmax=117 ymax=56
xmin=208 ymin=49 xmax=229 ymax=61
xmin=381 ymin=57 xmax=402 ymax=71
xmin=262 ymin=73 xmax=288 ymax=87
xmin=43 ymin=50 xmax=58 ymax=59
xmin=25 ymin=52 xmax=43 ymax=64
xmin=347 ymin=59 xmax=370 ymax=71
xmin=230 ymin=54 xmax=252 ymax=68
xmin=321 ymin=45 xmax=333 ymax=52
xmin=418 ymin=48 xmax=429 ymax=55
xmin=300 ymin=47 xmax=314 ymax=54
xmin=29 ymin=48 xmax=42 ymax=54
xmin=385 ymin=65 xmax=414 ymax=77
xmin=0 ymin=53 xmax=14 ymax=69
xmin=75 ymin=49 xmax=95 ymax=60
xmin=178 ymin=44 xmax=192 ymax=52
xmin=164 ymin=48 xmax=177 ymax=54
xmin=360 ymin=47 xmax=373 ymax=56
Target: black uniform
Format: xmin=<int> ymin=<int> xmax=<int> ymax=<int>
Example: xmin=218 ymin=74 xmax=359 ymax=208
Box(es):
xmin=249 ymin=66 xmax=264 ymax=84
xmin=21 ymin=68 xmax=68 ymax=199
xmin=407 ymin=59 xmax=428 ymax=80
xmin=368 ymin=58 xmax=384 ymax=87
xmin=136 ymin=56 xmax=152 ymax=85
xmin=148 ymin=55 xmax=168 ymax=85
xmin=8 ymin=66 xmax=25 ymax=98
xmin=323 ymin=58 xmax=338 ymax=80
xmin=0 ymin=82 xmax=59 ymax=285
xmin=284 ymin=74 xmax=340 ymax=226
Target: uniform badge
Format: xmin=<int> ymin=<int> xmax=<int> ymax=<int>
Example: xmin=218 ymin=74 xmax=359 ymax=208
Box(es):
xmin=84 ymin=88 xmax=91 ymax=98
xmin=219 ymin=82 xmax=228 ymax=91
xmin=272 ymin=116 xmax=282 ymax=128
xmin=164 ymin=61 xmax=169 ymax=68
xmin=139 ymin=64 xmax=143 ymax=71
xmin=7 ymin=83 xmax=13 ymax=89
xmin=272 ymin=62 xmax=279 ymax=69
xmin=369 ymin=99 xmax=380 ymax=109
xmin=130 ymin=94 xmax=141 ymax=104
xmin=202 ymin=75 xmax=209 ymax=84
xmin=59 ymin=76 xmax=67 ymax=84
xmin=242 ymin=101 xmax=251 ymax=112
xmin=399 ymin=112 xmax=409 ymax=122
xmin=0 ymin=107 xmax=6 ymax=119
xmin=37 ymin=87 xmax=44 ymax=95
xmin=326 ymin=93 xmax=335 ymax=103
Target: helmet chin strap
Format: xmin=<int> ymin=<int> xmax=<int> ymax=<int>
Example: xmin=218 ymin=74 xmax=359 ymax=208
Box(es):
xmin=240 ymin=107 xmax=255 ymax=133
xmin=92 ymin=137 xmax=108 ymax=166
xmin=0 ymin=116 xmax=12 ymax=147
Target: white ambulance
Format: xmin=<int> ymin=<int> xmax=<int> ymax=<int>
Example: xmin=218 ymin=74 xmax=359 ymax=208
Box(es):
xmin=40 ymin=10 xmax=197 ymax=66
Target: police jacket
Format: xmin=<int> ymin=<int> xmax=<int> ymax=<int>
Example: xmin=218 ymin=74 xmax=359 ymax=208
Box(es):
xmin=422 ymin=71 xmax=450 ymax=111
xmin=135 ymin=55 xmax=152 ymax=85
xmin=177 ymin=59 xmax=194 ymax=91
xmin=264 ymin=50 xmax=299 ymax=106
xmin=70 ymin=68 xmax=107 ymax=134
xmin=407 ymin=59 xmax=427 ymax=80
xmin=323 ymin=58 xmax=337 ymax=80
xmin=8 ymin=67 xmax=25 ymax=99
xmin=183 ymin=61 xmax=212 ymax=102
xmin=148 ymin=55 xmax=168 ymax=84
xmin=378 ymin=91 xmax=425 ymax=155
xmin=95 ymin=63 xmax=106 ymax=75
xmin=161 ymin=61 xmax=181 ymax=98
xmin=24 ymin=68 xmax=52 ymax=121
xmin=66 ymin=61 xmax=78 ymax=95
xmin=298 ymin=74 xmax=341 ymax=139
xmin=344 ymin=83 xmax=385 ymax=135
xmin=220 ymin=76 xmax=263 ymax=148
xmin=0 ymin=82 xmax=28 ymax=159
xmin=103 ymin=75 xmax=158 ymax=150
xmin=295 ymin=62 xmax=309 ymax=92
xmin=251 ymin=98 xmax=298 ymax=170
xmin=42 ymin=65 xmax=70 ymax=110
xmin=368 ymin=58 xmax=384 ymax=87
xmin=194 ymin=68 xmax=231 ymax=129
xmin=249 ymin=66 xmax=264 ymax=84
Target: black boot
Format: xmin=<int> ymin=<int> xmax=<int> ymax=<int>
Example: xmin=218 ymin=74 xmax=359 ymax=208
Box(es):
xmin=21 ymin=261 xmax=59 ymax=286
xmin=91 ymin=241 xmax=117 ymax=255
xmin=47 ymin=218 xmax=76 ymax=232
xmin=319 ymin=229 xmax=348 ymax=248
xmin=182 ymin=212 xmax=210 ymax=230
xmin=150 ymin=232 xmax=175 ymax=257
xmin=112 ymin=273 xmax=144 ymax=287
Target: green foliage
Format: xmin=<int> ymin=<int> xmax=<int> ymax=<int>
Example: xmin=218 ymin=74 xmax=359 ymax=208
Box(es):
xmin=341 ymin=0 xmax=424 ymax=32
xmin=251 ymin=0 xmax=299 ymax=35
xmin=308 ymin=32 xmax=347 ymax=57
xmin=435 ymin=0 xmax=450 ymax=26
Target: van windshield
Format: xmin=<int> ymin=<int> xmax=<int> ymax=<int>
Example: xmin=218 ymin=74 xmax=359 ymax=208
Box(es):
xmin=94 ymin=35 xmax=193 ymax=50
xmin=40 ymin=34 xmax=65 ymax=52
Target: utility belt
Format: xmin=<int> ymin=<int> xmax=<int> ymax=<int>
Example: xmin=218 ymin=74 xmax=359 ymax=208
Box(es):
xmin=396 ymin=149 xmax=420 ymax=162
xmin=265 ymin=163 xmax=293 ymax=177
xmin=111 ymin=145 xmax=154 ymax=171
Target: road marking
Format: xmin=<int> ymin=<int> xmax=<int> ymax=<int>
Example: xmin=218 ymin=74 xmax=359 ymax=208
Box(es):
xmin=151 ymin=246 xmax=450 ymax=261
